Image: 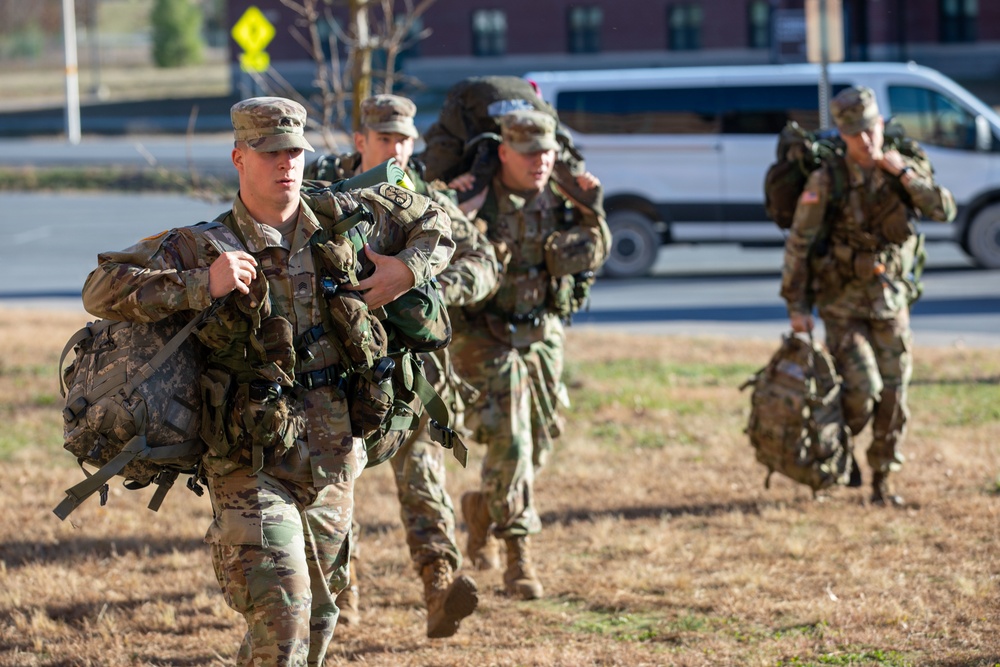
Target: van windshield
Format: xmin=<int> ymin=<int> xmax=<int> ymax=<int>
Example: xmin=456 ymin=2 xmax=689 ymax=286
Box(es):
xmin=556 ymin=84 xmax=849 ymax=135
xmin=888 ymin=85 xmax=994 ymax=151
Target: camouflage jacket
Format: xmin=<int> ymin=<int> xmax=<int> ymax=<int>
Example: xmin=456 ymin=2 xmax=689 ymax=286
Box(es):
xmin=471 ymin=175 xmax=611 ymax=342
xmin=81 ymin=187 xmax=455 ymax=485
xmin=781 ymin=155 xmax=955 ymax=320
xmin=306 ymin=151 xmax=501 ymax=308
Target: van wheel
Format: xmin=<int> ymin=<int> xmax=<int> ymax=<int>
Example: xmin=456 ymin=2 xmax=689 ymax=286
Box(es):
xmin=604 ymin=210 xmax=659 ymax=278
xmin=966 ymin=203 xmax=1000 ymax=269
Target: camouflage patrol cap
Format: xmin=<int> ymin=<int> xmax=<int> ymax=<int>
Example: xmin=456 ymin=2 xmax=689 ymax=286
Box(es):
xmin=500 ymin=109 xmax=559 ymax=153
xmin=231 ymin=96 xmax=315 ymax=152
xmin=360 ymin=94 xmax=419 ymax=138
xmin=831 ymin=86 xmax=881 ymax=136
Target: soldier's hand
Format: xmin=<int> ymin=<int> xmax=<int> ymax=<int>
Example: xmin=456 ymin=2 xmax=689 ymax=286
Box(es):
xmin=447 ymin=172 xmax=476 ymax=193
xmin=209 ymin=251 xmax=258 ymax=298
xmin=876 ymin=149 xmax=907 ymax=176
xmin=458 ymin=188 xmax=488 ymax=217
xmin=343 ymin=244 xmax=415 ymax=310
xmin=575 ymin=171 xmax=601 ymax=192
xmin=790 ymin=312 xmax=814 ymax=333
xmin=553 ymin=170 xmax=603 ymax=215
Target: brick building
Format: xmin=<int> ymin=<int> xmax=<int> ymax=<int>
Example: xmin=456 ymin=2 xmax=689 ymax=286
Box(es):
xmin=227 ymin=0 xmax=1000 ymax=96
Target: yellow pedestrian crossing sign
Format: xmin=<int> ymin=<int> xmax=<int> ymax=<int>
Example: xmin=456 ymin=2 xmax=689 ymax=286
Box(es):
xmin=240 ymin=51 xmax=271 ymax=73
xmin=232 ymin=6 xmax=275 ymax=72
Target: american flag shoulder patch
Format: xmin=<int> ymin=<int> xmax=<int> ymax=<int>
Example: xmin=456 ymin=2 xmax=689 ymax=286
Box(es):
xmin=799 ymin=190 xmax=820 ymax=205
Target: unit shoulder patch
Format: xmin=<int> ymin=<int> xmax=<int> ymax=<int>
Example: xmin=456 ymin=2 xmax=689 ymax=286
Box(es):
xmin=377 ymin=183 xmax=413 ymax=209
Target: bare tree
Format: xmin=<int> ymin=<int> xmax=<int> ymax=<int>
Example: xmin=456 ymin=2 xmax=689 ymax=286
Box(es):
xmin=246 ymin=0 xmax=435 ymax=152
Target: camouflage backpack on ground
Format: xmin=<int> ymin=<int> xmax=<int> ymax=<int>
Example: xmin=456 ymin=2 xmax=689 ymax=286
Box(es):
xmin=54 ymin=223 xmax=243 ymax=520
xmin=741 ymin=333 xmax=856 ymax=495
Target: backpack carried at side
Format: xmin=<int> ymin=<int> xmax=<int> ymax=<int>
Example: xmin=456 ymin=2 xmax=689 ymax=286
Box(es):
xmin=54 ymin=224 xmax=244 ymax=520
xmin=741 ymin=333 xmax=856 ymax=495
xmin=55 ymin=307 xmax=216 ymax=520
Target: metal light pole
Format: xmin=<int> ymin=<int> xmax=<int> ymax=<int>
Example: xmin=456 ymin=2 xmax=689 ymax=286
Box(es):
xmin=818 ymin=0 xmax=831 ymax=130
xmin=62 ymin=0 xmax=82 ymax=144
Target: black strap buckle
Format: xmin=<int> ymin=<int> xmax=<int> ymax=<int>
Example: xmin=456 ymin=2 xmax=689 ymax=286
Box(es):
xmin=295 ymin=365 xmax=346 ymax=395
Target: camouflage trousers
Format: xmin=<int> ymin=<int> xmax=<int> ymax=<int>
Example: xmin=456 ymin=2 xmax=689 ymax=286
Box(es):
xmin=451 ymin=313 xmax=569 ymax=538
xmin=205 ymin=464 xmax=354 ymax=667
xmin=824 ymin=312 xmax=913 ymax=473
xmin=389 ymin=412 xmax=462 ymax=570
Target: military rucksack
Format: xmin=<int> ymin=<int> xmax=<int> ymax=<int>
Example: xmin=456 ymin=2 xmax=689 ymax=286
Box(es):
xmin=741 ymin=333 xmax=856 ymax=495
xmin=763 ymin=122 xmax=846 ymax=230
xmin=419 ymin=76 xmax=596 ymax=212
xmin=763 ymin=119 xmax=933 ymax=230
xmin=303 ymin=174 xmax=467 ymax=468
xmin=54 ymin=223 xmax=244 ymax=520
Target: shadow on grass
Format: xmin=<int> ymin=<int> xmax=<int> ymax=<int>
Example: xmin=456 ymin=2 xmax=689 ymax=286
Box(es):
xmin=0 ymin=535 xmax=208 ymax=568
xmin=911 ymin=375 xmax=1000 ymax=386
xmin=539 ymin=498 xmax=776 ymax=527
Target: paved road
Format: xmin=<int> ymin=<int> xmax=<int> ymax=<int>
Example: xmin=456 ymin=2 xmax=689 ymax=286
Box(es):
xmin=3 ymin=191 xmax=997 ymax=348
xmin=0 ymin=134 xmax=239 ymax=175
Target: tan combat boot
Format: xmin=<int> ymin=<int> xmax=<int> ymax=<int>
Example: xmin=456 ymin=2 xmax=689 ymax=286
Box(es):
xmin=503 ymin=536 xmax=544 ymax=600
xmin=461 ymin=491 xmax=501 ymax=571
xmin=336 ymin=559 xmax=360 ymax=626
xmin=421 ymin=559 xmax=479 ymax=639
xmin=871 ymin=471 xmax=904 ymax=507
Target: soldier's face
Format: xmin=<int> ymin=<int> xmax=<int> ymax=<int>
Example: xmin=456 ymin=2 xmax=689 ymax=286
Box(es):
xmin=842 ymin=117 xmax=885 ymax=166
xmin=356 ymin=130 xmax=414 ymax=172
xmin=498 ymin=144 xmax=556 ymax=194
xmin=233 ymin=144 xmax=305 ymax=217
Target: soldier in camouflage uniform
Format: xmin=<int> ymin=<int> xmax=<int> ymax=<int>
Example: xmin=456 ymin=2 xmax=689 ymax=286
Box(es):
xmin=81 ymin=97 xmax=454 ymax=666
xmin=306 ymin=94 xmax=500 ymax=637
xmin=449 ymin=109 xmax=611 ymax=599
xmin=781 ymin=86 xmax=955 ymax=507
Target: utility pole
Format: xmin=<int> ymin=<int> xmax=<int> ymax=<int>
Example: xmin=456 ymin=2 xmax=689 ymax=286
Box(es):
xmin=62 ymin=0 xmax=82 ymax=144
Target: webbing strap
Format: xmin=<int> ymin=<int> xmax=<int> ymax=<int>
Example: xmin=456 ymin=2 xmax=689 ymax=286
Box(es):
xmin=410 ymin=365 xmax=469 ymax=468
xmin=53 ymin=435 xmax=149 ymax=520
xmin=146 ymin=472 xmax=178 ymax=512
xmin=58 ymin=319 xmax=117 ymax=397
xmin=121 ymin=305 xmax=220 ymax=397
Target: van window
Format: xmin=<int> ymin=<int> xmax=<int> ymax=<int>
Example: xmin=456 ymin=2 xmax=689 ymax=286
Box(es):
xmin=888 ymin=85 xmax=979 ymax=150
xmin=556 ymin=87 xmax=721 ymax=134
xmin=555 ymin=84 xmax=848 ymax=136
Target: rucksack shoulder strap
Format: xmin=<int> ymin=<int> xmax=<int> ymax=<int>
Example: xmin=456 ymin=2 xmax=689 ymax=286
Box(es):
xmin=193 ymin=217 xmax=247 ymax=255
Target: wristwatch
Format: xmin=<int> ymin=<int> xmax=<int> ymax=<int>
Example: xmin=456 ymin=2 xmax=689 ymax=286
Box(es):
xmin=899 ymin=166 xmax=914 ymax=179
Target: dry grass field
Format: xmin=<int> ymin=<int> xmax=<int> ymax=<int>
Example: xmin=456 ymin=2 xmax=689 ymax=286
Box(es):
xmin=1 ymin=307 xmax=998 ymax=667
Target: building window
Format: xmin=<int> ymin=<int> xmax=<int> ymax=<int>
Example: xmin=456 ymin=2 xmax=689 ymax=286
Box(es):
xmin=472 ymin=9 xmax=507 ymax=56
xmin=668 ymin=4 xmax=703 ymax=51
xmin=940 ymin=0 xmax=977 ymax=43
xmin=748 ymin=0 xmax=771 ymax=49
xmin=568 ymin=6 xmax=603 ymax=54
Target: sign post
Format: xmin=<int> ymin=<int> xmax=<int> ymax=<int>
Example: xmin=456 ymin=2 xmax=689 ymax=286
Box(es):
xmin=806 ymin=0 xmax=844 ymax=130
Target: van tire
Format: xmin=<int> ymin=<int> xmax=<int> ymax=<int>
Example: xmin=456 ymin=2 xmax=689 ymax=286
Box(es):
xmin=966 ymin=203 xmax=1000 ymax=269
xmin=604 ymin=209 xmax=659 ymax=278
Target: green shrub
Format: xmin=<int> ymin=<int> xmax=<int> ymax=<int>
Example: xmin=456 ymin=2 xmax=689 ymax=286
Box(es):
xmin=151 ymin=0 xmax=204 ymax=68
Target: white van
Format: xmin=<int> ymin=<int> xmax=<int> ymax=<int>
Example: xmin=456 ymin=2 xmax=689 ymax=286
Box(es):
xmin=525 ymin=62 xmax=1000 ymax=277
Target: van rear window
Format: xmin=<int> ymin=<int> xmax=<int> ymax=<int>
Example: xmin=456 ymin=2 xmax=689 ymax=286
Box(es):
xmin=556 ymin=84 xmax=848 ymax=135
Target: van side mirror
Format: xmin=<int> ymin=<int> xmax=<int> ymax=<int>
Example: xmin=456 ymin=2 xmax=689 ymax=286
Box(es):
xmin=975 ymin=114 xmax=993 ymax=152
